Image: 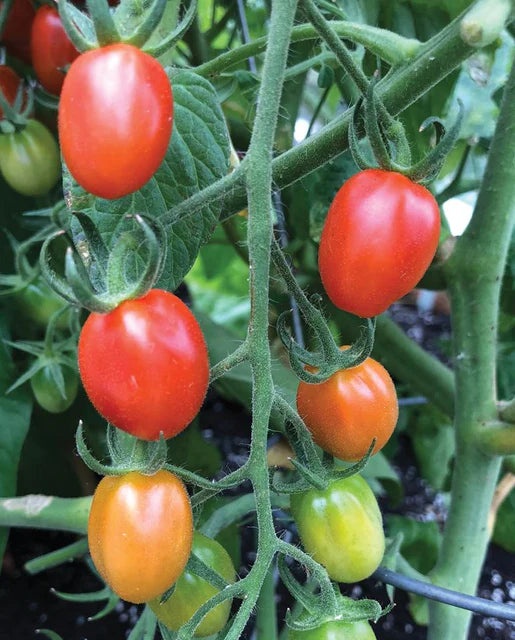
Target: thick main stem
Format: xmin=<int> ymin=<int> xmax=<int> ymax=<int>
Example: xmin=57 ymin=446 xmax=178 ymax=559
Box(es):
xmin=428 ymin=62 xmax=515 ymax=640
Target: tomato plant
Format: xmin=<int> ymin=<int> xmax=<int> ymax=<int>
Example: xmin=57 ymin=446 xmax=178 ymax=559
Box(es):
xmin=296 ymin=348 xmax=398 ymax=461
xmin=88 ymin=469 xmax=193 ymax=604
xmin=149 ymin=532 xmax=236 ymax=637
xmin=0 ymin=119 xmax=60 ymax=196
xmin=0 ymin=0 xmax=34 ymax=64
xmin=288 ymin=619 xmax=377 ymax=640
xmin=30 ymin=364 xmax=78 ymax=413
xmin=59 ymin=43 xmax=173 ymax=199
xmin=318 ymin=169 xmax=441 ymax=318
xmin=291 ymin=474 xmax=385 ymax=583
xmin=78 ymin=289 xmax=209 ymax=440
xmin=30 ymin=5 xmax=79 ymax=96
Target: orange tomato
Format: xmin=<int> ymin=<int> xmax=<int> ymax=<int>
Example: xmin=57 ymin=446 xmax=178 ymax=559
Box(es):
xmin=296 ymin=348 xmax=398 ymax=461
xmin=88 ymin=470 xmax=193 ymax=603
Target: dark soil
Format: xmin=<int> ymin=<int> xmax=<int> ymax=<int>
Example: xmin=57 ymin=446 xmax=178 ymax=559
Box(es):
xmin=1 ymin=304 xmax=514 ymax=640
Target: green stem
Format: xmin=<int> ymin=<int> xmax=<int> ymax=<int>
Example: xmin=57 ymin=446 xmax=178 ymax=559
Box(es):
xmin=164 ymin=4 xmax=490 ymax=230
xmin=500 ymin=397 xmax=515 ymax=423
xmin=25 ymin=538 xmax=88 ymax=575
xmin=0 ymin=0 xmax=13 ymax=38
xmin=195 ymin=21 xmax=420 ymax=76
xmin=374 ymin=315 xmax=455 ymax=418
xmin=0 ymin=496 xmax=91 ymax=534
xmin=477 ymin=421 xmax=515 ymax=456
xmin=256 ymin=564 xmax=278 ymax=640
xmin=428 ymin=59 xmax=515 ymax=640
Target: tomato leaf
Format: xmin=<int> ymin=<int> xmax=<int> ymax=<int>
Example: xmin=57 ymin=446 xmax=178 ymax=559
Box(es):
xmin=0 ymin=315 xmax=33 ymax=564
xmin=386 ymin=515 xmax=442 ymax=575
xmin=492 ymin=486 xmax=515 ymax=553
xmin=128 ymin=606 xmax=157 ymax=640
xmin=63 ymin=70 xmax=230 ymax=293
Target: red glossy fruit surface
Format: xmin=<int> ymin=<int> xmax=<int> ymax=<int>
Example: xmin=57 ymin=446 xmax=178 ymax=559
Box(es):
xmin=78 ymin=289 xmax=209 ymax=440
xmin=319 ymin=169 xmax=440 ymax=317
xmin=59 ymin=43 xmax=173 ymax=199
xmin=297 ymin=348 xmax=398 ymax=461
xmin=31 ymin=5 xmax=79 ymax=95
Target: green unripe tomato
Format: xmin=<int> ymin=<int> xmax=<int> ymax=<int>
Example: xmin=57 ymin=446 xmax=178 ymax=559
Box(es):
xmin=288 ymin=619 xmax=377 ymax=640
xmin=149 ymin=532 xmax=236 ymax=637
xmin=291 ymin=474 xmax=385 ymax=583
xmin=15 ymin=278 xmax=70 ymax=330
xmin=0 ymin=119 xmax=60 ymax=196
xmin=30 ymin=365 xmax=79 ymax=413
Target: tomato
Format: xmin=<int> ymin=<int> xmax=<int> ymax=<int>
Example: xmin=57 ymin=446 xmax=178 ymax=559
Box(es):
xmin=0 ymin=0 xmax=35 ymax=64
xmin=291 ymin=474 xmax=385 ymax=583
xmin=59 ymin=43 xmax=173 ymax=199
xmin=31 ymin=364 xmax=78 ymax=413
xmin=288 ymin=619 xmax=377 ymax=640
xmin=149 ymin=532 xmax=236 ymax=637
xmin=0 ymin=119 xmax=60 ymax=196
xmin=88 ymin=469 xmax=193 ymax=604
xmin=15 ymin=278 xmax=70 ymax=329
xmin=30 ymin=5 xmax=79 ymax=96
xmin=296 ymin=347 xmax=398 ymax=462
xmin=78 ymin=289 xmax=209 ymax=441
xmin=318 ymin=169 xmax=440 ymax=318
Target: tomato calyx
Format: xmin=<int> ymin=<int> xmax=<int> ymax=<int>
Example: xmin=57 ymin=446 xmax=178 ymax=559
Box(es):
xmin=349 ymin=72 xmax=464 ymax=185
xmin=40 ymin=213 xmax=167 ymax=313
xmin=57 ymin=0 xmax=197 ymax=56
xmin=77 ymin=421 xmax=170 ymax=476
xmin=0 ymin=69 xmax=33 ymax=132
xmin=278 ymin=555 xmax=389 ymax=634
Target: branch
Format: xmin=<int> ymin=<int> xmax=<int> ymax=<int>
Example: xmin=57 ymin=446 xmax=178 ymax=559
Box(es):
xmin=0 ymin=496 xmax=91 ymax=534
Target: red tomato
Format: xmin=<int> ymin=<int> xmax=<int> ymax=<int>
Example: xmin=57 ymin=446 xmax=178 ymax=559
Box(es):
xmin=318 ymin=169 xmax=440 ymax=317
xmin=0 ymin=0 xmax=35 ymax=64
xmin=59 ymin=43 xmax=173 ymax=199
xmin=88 ymin=470 xmax=193 ymax=603
xmin=0 ymin=65 xmax=23 ymax=118
xmin=30 ymin=5 xmax=79 ymax=96
xmin=78 ymin=289 xmax=209 ymax=440
xmin=296 ymin=347 xmax=398 ymax=461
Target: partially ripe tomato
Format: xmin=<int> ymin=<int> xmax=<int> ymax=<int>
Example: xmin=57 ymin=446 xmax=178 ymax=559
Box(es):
xmin=0 ymin=0 xmax=35 ymax=64
xmin=291 ymin=474 xmax=385 ymax=583
xmin=319 ymin=169 xmax=440 ymax=317
xmin=296 ymin=347 xmax=398 ymax=461
xmin=149 ymin=532 xmax=236 ymax=637
xmin=88 ymin=470 xmax=193 ymax=604
xmin=30 ymin=5 xmax=79 ymax=96
xmin=59 ymin=43 xmax=173 ymax=199
xmin=0 ymin=65 xmax=24 ymax=119
xmin=288 ymin=618 xmax=377 ymax=640
xmin=78 ymin=289 xmax=209 ymax=440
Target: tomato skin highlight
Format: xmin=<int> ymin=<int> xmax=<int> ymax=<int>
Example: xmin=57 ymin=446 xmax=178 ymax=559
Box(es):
xmin=296 ymin=348 xmax=398 ymax=462
xmin=31 ymin=5 xmax=79 ymax=96
xmin=0 ymin=0 xmax=35 ymax=64
xmin=288 ymin=619 xmax=377 ymax=640
xmin=88 ymin=470 xmax=193 ymax=604
xmin=78 ymin=289 xmax=209 ymax=441
xmin=0 ymin=119 xmax=60 ymax=196
xmin=291 ymin=474 xmax=385 ymax=583
xmin=319 ymin=169 xmax=440 ymax=318
xmin=149 ymin=532 xmax=236 ymax=637
xmin=59 ymin=44 xmax=173 ymax=199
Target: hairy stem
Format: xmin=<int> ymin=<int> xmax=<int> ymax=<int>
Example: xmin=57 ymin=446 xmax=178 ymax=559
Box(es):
xmin=428 ymin=59 xmax=515 ymax=640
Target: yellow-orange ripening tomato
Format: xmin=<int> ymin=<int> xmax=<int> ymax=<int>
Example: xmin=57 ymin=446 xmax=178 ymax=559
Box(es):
xmin=296 ymin=347 xmax=398 ymax=461
xmin=88 ymin=470 xmax=193 ymax=604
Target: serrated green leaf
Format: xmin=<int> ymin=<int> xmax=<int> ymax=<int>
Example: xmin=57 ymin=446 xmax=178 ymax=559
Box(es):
xmin=386 ymin=515 xmax=441 ymax=575
xmin=63 ymin=70 xmax=230 ymax=293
